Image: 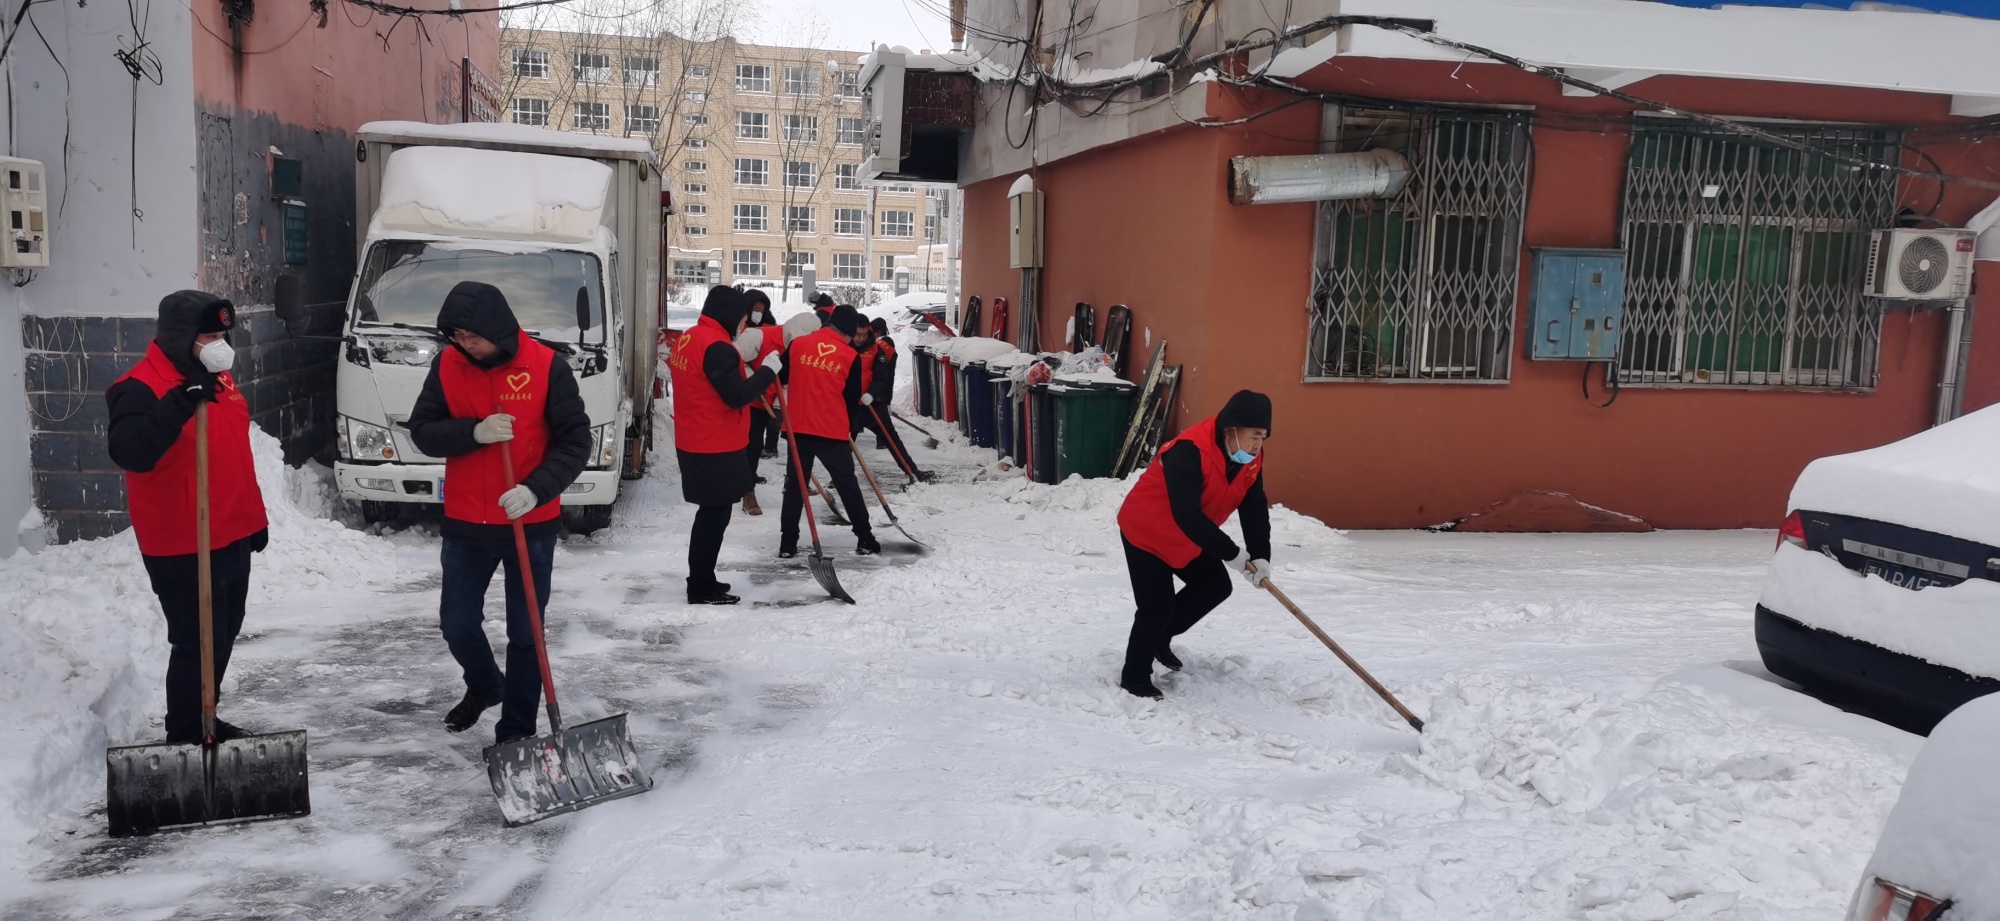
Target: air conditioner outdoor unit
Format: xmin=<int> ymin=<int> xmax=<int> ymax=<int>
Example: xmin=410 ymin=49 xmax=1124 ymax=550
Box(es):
xmin=1866 ymin=228 xmax=1975 ymax=301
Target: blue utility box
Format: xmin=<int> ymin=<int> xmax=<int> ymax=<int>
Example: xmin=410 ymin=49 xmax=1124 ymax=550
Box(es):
xmin=1529 ymin=249 xmax=1625 ymax=360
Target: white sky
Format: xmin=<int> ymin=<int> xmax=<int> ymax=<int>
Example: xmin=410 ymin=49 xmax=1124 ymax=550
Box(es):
xmin=749 ymin=0 xmax=950 ymax=53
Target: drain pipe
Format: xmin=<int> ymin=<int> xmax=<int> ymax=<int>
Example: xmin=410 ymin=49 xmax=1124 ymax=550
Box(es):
xmin=1935 ymin=298 xmax=1972 ymax=427
xmin=1228 ymin=149 xmax=1411 ymax=205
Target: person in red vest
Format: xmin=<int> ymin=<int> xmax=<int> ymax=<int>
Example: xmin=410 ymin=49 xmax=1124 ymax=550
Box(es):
xmin=778 ymin=304 xmax=876 ymax=557
xmin=811 ymin=292 xmax=837 ymax=326
xmin=106 ymin=291 xmax=270 ymax=744
xmin=670 ymin=286 xmax=780 ymax=601
xmin=738 ymin=289 xmax=784 ymax=515
xmin=852 ymin=317 xmax=928 ymax=481
xmin=1114 ymin=390 xmax=1273 ymax=698
xmin=408 ymin=281 xmax=592 ymax=745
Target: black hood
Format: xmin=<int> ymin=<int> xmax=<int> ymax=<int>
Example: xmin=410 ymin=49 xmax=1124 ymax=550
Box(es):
xmin=828 ymin=304 xmax=863 ymax=337
xmin=1214 ymin=390 xmax=1272 ymax=446
xmin=436 ymin=281 xmax=521 ymax=368
xmin=812 ymin=293 xmax=836 ymax=310
xmin=701 ymin=285 xmax=748 ymax=333
xmin=742 ymin=289 xmax=773 ymax=326
xmin=154 ymin=290 xmax=234 ymax=377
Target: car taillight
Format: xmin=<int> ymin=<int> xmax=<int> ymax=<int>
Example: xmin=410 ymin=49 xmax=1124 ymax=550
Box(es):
xmin=1779 ymin=510 xmax=1807 ymax=551
xmin=1847 ymin=878 xmax=1952 ymax=921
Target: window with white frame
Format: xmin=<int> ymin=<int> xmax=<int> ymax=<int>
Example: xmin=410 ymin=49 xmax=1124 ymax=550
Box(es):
xmin=836 ymin=70 xmax=859 ymax=99
xmin=673 ymin=258 xmax=708 ymax=282
xmin=683 ymin=203 xmax=708 ymax=216
xmin=685 ymin=64 xmax=711 ymax=78
xmin=924 ymin=213 xmax=939 ymax=240
xmin=783 ymin=114 xmax=819 ymax=143
xmin=512 ymin=48 xmax=549 ymax=79
xmin=684 ymin=226 xmax=708 ymax=236
xmin=682 ymin=159 xmax=707 ymax=173
xmin=833 ymin=208 xmax=865 ymax=235
xmin=835 ymin=163 xmax=861 ymax=190
xmin=880 ymin=210 xmax=914 ymax=238
xmin=879 ymin=182 xmax=915 ymax=193
xmin=734 ymin=249 xmax=767 ymax=276
xmin=734 ymin=203 xmax=768 ymax=232
xmin=785 ymin=206 xmax=814 ymax=233
xmin=879 ymin=254 xmax=897 ymax=280
xmin=833 ymin=252 xmax=864 ymax=279
xmin=737 ymin=111 xmax=770 ymax=141
xmin=785 ymin=250 xmax=815 ymax=276
xmin=734 ymin=158 xmax=769 ymax=186
xmin=735 ymin=63 xmax=771 ymax=93
xmin=683 ymin=182 xmax=707 ymax=195
xmin=686 ymin=90 xmax=708 ymax=104
xmin=624 ymin=56 xmax=659 ymax=86
xmin=836 ymin=117 xmax=865 ymax=146
xmin=627 ymin=105 xmax=661 ymax=135
xmin=684 ymin=113 xmax=709 ymax=128
xmin=784 ymin=65 xmax=819 ymax=97
xmin=511 ymin=97 xmax=549 ymax=126
xmin=573 ymin=102 xmax=610 ymax=133
xmin=784 ymin=161 xmax=815 ymax=189
xmin=573 ymin=52 xmax=611 ymax=84
xmin=684 ymin=137 xmax=709 ymax=149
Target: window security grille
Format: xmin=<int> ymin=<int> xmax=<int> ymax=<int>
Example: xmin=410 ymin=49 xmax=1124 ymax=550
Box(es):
xmin=1617 ymin=121 xmax=1897 ymax=389
xmin=1308 ymin=109 xmax=1530 ymax=382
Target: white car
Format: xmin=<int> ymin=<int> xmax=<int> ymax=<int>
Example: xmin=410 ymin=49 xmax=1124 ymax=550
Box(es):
xmin=1845 ymin=692 xmax=2000 ymax=920
xmin=1757 ymin=404 xmax=2000 ymax=734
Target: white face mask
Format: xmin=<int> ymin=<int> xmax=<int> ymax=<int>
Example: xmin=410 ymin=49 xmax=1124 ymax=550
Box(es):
xmin=751 ymin=311 xmax=765 ymax=324
xmin=198 ymin=338 xmax=235 ymax=374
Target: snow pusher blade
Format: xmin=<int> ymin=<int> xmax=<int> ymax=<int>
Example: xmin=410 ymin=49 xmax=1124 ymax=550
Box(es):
xmin=849 ymin=433 xmax=928 ymax=550
xmin=483 ymin=713 xmax=651 ymax=827
xmin=105 ymin=731 xmax=312 ymax=837
xmin=806 ymin=551 xmax=855 ymax=604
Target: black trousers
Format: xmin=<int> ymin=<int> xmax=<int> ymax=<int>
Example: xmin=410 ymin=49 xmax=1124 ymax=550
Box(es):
xmin=143 ymin=537 xmax=255 ymax=741
xmin=687 ymin=502 xmax=733 ymax=595
xmin=1121 ymin=536 xmax=1232 ymax=681
xmin=855 ymin=409 xmax=924 ymax=478
xmin=747 ymin=408 xmax=775 ymax=484
xmin=780 ymin=433 xmax=871 ymax=541
xmin=440 ymin=532 xmax=554 ymax=742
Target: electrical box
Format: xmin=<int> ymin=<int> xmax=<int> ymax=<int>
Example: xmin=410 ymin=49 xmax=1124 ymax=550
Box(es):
xmin=1 ymin=157 xmax=49 ymax=269
xmin=1529 ymin=248 xmax=1624 ymax=360
xmin=1010 ymin=189 xmax=1044 ymax=269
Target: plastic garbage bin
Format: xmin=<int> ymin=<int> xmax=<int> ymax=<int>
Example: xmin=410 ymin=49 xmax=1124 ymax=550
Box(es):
xmin=963 ymin=361 xmax=996 ymax=448
xmin=1051 ymin=378 xmax=1136 ymax=481
xmin=940 ymin=355 xmax=958 ymax=426
xmin=1027 ymin=383 xmax=1058 ymax=485
xmin=992 ymin=372 xmax=1016 ymax=462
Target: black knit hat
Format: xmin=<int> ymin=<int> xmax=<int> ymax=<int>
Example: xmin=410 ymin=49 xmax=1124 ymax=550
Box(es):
xmin=1215 ymin=390 xmax=1272 ymax=434
xmin=812 ymin=292 xmax=836 ymax=309
xmin=828 ymin=304 xmax=863 ymax=336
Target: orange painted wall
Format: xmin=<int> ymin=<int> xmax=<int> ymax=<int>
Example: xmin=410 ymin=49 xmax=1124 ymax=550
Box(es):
xmin=962 ymin=59 xmax=2000 ymax=530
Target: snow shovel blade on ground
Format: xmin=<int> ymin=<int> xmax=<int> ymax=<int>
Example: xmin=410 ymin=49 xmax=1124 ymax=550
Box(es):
xmin=806 ymin=550 xmax=854 ymax=604
xmin=483 ymin=713 xmax=650 ymax=827
xmin=771 ymin=395 xmax=855 ymax=604
xmin=849 ymin=434 xmax=928 ymax=549
xmin=105 ymin=731 xmax=311 ymax=837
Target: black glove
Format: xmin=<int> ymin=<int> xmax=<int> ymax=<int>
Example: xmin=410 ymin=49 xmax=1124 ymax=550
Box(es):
xmin=173 ymin=373 xmax=221 ymax=408
xmin=248 ymin=528 xmax=269 ymax=553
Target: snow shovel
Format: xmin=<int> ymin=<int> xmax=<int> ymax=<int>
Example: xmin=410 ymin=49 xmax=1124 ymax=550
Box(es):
xmin=775 ymin=394 xmax=854 ymax=604
xmin=106 ymin=402 xmax=311 ymax=837
xmin=810 ymin=472 xmax=851 ymax=526
xmin=889 ymin=409 xmax=941 ymax=449
xmin=848 ymin=436 xmax=927 ymax=549
xmin=1250 ymin=564 xmax=1425 ymax=732
xmin=871 ymin=405 xmax=930 ymax=483
xmin=482 ymin=434 xmax=652 ymax=827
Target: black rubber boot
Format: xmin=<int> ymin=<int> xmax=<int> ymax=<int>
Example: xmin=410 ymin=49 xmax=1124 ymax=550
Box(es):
xmin=1120 ymin=673 xmax=1163 ymax=699
xmin=855 ymin=533 xmax=881 ymax=556
xmin=444 ymin=689 xmax=504 ymax=733
xmin=1156 ymin=646 xmax=1184 ymax=671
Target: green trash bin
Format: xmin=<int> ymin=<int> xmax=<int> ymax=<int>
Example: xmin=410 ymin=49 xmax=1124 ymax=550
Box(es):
xmin=1050 ymin=377 xmax=1135 ymax=481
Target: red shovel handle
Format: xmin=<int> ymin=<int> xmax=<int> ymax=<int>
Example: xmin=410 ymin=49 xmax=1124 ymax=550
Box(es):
xmin=496 ymin=406 xmax=563 ymax=732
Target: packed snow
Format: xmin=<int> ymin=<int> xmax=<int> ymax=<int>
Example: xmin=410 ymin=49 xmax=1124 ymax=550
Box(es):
xmin=1859 ymin=692 xmax=2000 ymax=914
xmin=1788 ymin=402 xmax=2000 ymax=547
xmin=1760 ymin=542 xmax=2000 ymax=678
xmin=372 ymin=146 xmax=611 ymax=244
xmin=0 ymin=356 xmax=1935 ymax=918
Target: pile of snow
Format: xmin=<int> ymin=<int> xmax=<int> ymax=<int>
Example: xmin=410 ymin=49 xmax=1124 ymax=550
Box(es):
xmin=931 ymin=337 xmax=1018 ymax=363
xmin=372 ymin=146 xmax=611 ymax=244
xmin=1789 ymin=403 xmax=2000 ymax=546
xmin=1861 ymin=692 xmax=2000 ymax=910
xmin=1761 ymin=543 xmax=2000 ymax=677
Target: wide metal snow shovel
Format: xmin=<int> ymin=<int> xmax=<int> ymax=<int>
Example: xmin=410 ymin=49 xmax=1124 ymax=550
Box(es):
xmin=849 ymin=436 xmax=927 ymax=549
xmin=889 ymin=409 xmax=941 ymax=449
xmin=482 ymin=436 xmax=651 ymax=827
xmin=1251 ymin=564 xmax=1426 ymax=733
xmin=106 ymin=403 xmax=311 ymax=837
xmin=810 ymin=472 xmax=851 ymax=526
xmin=775 ymin=395 xmax=854 ymax=604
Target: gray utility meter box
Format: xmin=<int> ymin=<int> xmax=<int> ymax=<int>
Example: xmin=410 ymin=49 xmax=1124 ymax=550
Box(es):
xmin=1529 ymin=248 xmax=1624 ymax=361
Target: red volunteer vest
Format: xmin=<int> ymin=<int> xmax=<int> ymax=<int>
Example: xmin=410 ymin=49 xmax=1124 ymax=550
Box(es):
xmin=438 ymin=337 xmax=561 ymax=526
xmin=786 ymin=327 xmax=857 ymax=439
xmin=117 ymin=344 xmax=269 ymax=557
xmin=1117 ymin=417 xmax=1264 ymax=568
xmin=857 ymin=342 xmax=880 ymax=393
xmin=669 ymin=315 xmax=750 ymax=453
xmin=754 ymin=324 xmax=784 ymax=408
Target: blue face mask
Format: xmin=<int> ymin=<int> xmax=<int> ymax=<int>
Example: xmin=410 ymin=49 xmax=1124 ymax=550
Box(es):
xmin=1229 ymin=448 xmax=1257 ymax=464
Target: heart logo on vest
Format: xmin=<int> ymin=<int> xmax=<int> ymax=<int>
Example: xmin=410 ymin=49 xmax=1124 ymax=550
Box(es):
xmin=507 ymin=372 xmax=532 ymax=392
xmin=816 ymin=342 xmax=837 ymax=357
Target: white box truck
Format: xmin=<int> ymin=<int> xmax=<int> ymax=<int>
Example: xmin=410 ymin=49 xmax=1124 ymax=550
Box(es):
xmin=332 ymin=121 xmax=661 ymax=532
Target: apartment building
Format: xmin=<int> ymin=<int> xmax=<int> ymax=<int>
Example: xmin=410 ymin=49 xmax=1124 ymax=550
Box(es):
xmin=499 ymin=28 xmax=929 ymax=295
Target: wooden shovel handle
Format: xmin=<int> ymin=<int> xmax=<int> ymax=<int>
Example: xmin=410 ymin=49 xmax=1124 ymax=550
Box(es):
xmin=196 ymin=403 xmax=216 ymax=744
xmin=1255 ymin=567 xmax=1425 ymax=732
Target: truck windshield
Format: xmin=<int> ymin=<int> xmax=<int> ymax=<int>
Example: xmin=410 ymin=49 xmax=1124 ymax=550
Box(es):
xmin=352 ymin=241 xmax=607 ymax=346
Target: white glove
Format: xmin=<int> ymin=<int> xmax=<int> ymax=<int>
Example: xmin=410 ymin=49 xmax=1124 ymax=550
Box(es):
xmin=761 ymin=352 xmax=783 ymax=374
xmin=734 ymin=328 xmax=762 ymax=363
xmin=498 ymin=485 xmax=539 ymax=519
xmin=860 ymin=393 xmax=874 ymax=406
xmin=1243 ymin=559 xmax=1271 ymax=588
xmin=473 ymin=413 xmax=514 ymax=444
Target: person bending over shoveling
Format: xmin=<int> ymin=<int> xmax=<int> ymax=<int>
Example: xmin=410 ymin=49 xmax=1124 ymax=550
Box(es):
xmin=1114 ymin=390 xmax=1273 ymax=698
xmin=408 ymin=282 xmax=591 ymax=744
xmin=105 ymin=290 xmax=271 ymax=743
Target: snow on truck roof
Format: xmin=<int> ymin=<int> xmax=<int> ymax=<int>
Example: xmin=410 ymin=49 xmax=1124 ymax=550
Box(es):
xmin=1789 ymin=403 xmax=2000 ymax=547
xmin=357 ymin=121 xmax=656 ymax=160
xmin=372 ymin=146 xmax=611 ymax=244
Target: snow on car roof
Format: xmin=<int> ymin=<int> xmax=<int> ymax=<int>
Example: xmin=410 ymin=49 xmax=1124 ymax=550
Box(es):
xmin=1860 ymin=692 xmax=2000 ymax=910
xmin=1789 ymin=404 xmax=2000 ymax=546
xmin=372 ymin=146 xmax=610 ymax=244
xmin=358 ymin=121 xmax=656 ymax=160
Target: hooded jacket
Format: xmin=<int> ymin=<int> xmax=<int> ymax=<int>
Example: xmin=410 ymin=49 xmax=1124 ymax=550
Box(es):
xmin=408 ymin=282 xmax=591 ymax=540
xmin=1117 ymin=390 xmax=1272 ymax=568
xmin=671 ymin=285 xmax=775 ymax=454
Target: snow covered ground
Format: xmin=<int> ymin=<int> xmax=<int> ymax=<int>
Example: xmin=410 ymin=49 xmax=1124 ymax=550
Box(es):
xmin=1 ymin=400 xmax=1924 ymax=918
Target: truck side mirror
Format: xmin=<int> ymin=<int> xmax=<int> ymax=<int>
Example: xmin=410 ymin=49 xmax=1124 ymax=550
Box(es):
xmin=575 ymin=286 xmax=592 ymax=338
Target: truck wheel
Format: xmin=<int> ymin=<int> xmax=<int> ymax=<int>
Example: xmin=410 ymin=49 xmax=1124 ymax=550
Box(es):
xmin=562 ymin=504 xmax=615 ymax=534
xmin=621 ymin=411 xmax=654 ymax=481
xmin=360 ymin=500 xmax=402 ymax=525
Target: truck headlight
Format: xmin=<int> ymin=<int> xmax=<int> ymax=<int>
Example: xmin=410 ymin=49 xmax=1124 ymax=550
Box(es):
xmin=341 ymin=416 xmax=397 ymax=461
xmin=588 ymin=423 xmax=618 ymax=468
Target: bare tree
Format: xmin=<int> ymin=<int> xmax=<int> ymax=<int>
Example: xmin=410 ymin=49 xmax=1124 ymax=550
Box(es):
xmin=765 ymin=20 xmax=848 ymax=301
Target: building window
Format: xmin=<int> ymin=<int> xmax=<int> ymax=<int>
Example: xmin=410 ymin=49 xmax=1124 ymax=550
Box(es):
xmin=879 ymin=254 xmax=897 ymax=281
xmin=1616 ymin=122 xmax=1896 ymax=389
xmin=573 ymin=52 xmax=611 ymax=85
xmin=684 ymin=137 xmax=709 ymax=149
xmin=685 ymin=64 xmax=711 ymax=79
xmin=924 ymin=213 xmax=938 ymax=240
xmin=1308 ymin=109 xmax=1529 ymax=382
xmin=625 ymin=56 xmax=659 ymax=86
xmin=573 ymin=102 xmax=611 ymax=133
xmin=836 ymin=70 xmax=859 ymax=99
xmin=836 ymin=117 xmax=866 ymax=146
xmin=682 ymin=160 xmax=707 ymax=173
xmin=833 ymin=252 xmax=864 ymax=279
xmin=512 ymin=49 xmax=549 ymax=79
xmin=686 ymin=90 xmax=708 ymax=104
xmin=784 ymin=161 xmax=816 ymax=189
xmin=835 ymin=163 xmax=861 ymax=191
xmin=683 ymin=204 xmax=708 ymax=216
xmin=785 ymin=251 xmax=816 ymax=277
xmin=684 ymin=226 xmax=708 ymax=236
xmin=783 ymin=114 xmax=819 ymax=143
xmin=833 ymin=208 xmax=865 ymax=235
xmin=734 ymin=203 xmax=768 ymax=232
xmin=685 ymin=113 xmax=709 ymax=128
xmin=511 ymin=97 xmax=549 ymax=126
xmin=880 ymin=210 xmax=914 ymax=238
xmin=683 ymin=182 xmax=707 ymax=195
xmin=880 ymin=182 xmax=914 ymax=193
xmin=734 ymin=249 xmax=767 ymax=276
xmin=673 ymin=258 xmax=709 ymax=282
xmin=737 ymin=111 xmax=770 ymax=141
xmin=627 ymin=105 xmax=661 ymax=136
xmin=785 ymin=206 xmax=815 ymax=233
xmin=736 ymin=63 xmax=771 ymax=93
xmin=734 ymin=158 xmax=769 ymax=186
xmin=784 ymin=65 xmax=819 ymax=97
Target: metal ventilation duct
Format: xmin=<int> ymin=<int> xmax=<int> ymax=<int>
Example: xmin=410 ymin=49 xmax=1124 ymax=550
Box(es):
xmin=1227 ymin=149 xmax=1411 ymax=205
